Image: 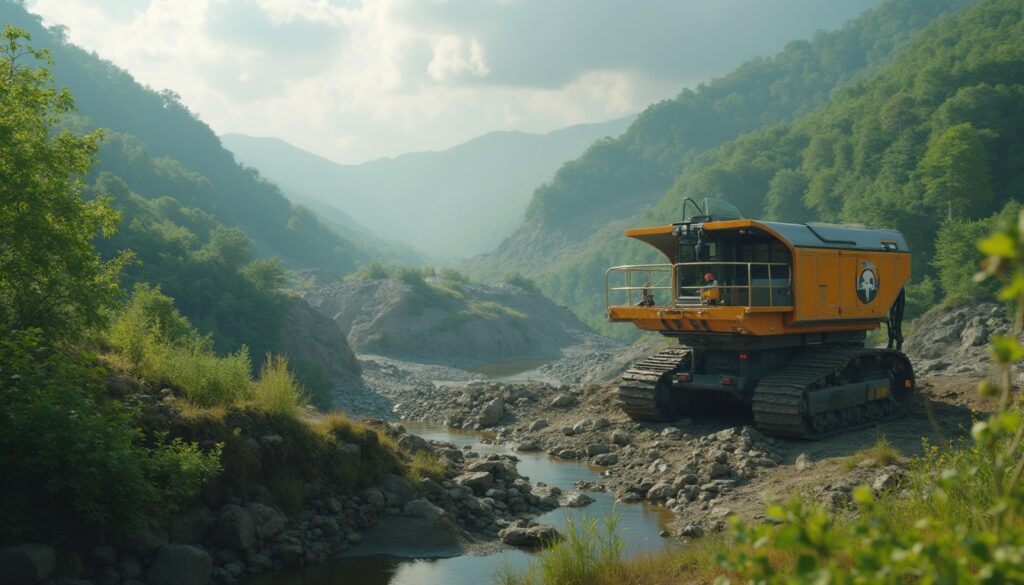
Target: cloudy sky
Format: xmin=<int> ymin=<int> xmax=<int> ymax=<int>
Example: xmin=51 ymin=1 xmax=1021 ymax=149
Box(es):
xmin=29 ymin=0 xmax=882 ymax=164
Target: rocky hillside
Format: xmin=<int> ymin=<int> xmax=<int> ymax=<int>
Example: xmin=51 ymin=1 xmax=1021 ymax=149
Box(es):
xmin=904 ymin=300 xmax=1012 ymax=378
xmin=301 ymin=278 xmax=616 ymax=367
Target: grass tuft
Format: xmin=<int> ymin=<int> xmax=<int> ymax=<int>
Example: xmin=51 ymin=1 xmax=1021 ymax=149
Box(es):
xmin=253 ymin=354 xmax=307 ymax=417
xmin=842 ymin=435 xmax=903 ymax=471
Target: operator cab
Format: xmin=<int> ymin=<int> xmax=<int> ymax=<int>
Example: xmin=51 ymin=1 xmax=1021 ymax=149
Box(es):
xmin=672 ymin=199 xmax=792 ymax=307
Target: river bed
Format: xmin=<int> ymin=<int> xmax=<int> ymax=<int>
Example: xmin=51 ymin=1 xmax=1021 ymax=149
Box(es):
xmin=241 ymin=421 xmax=673 ymax=585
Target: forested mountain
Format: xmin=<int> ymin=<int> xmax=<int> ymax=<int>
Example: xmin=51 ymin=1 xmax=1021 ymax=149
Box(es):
xmin=222 ymin=115 xmax=634 ymax=261
xmin=464 ymin=0 xmax=982 ymax=339
xmin=0 ymin=1 xmax=381 ymax=356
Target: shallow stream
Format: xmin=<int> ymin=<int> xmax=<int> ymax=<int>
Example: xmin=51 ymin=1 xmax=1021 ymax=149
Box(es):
xmin=241 ymin=421 xmax=673 ymax=585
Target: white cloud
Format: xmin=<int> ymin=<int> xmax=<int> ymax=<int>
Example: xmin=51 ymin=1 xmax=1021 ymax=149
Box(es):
xmin=27 ymin=0 xmax=884 ymax=164
xmin=427 ymin=35 xmax=489 ymax=81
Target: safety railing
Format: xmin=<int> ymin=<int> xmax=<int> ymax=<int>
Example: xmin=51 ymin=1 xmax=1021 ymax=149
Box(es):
xmin=606 ymin=262 xmax=792 ymax=309
xmin=605 ymin=264 xmax=674 ymax=308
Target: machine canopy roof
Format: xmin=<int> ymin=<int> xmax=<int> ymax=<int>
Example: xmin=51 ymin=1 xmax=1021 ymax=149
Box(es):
xmin=625 ymin=220 xmax=909 ymax=260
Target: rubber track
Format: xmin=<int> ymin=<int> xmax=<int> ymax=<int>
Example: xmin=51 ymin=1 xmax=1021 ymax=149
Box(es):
xmin=618 ymin=347 xmax=691 ymax=421
xmin=752 ymin=347 xmax=912 ymax=439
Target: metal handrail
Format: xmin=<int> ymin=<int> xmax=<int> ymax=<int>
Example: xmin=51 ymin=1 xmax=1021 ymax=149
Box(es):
xmin=606 ymin=262 xmax=792 ymax=309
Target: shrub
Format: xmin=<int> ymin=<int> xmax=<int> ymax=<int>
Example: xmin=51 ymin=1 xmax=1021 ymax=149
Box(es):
xmin=348 ymin=261 xmax=391 ymax=280
xmin=253 ymin=354 xmax=307 ymax=416
xmin=503 ymin=272 xmax=540 ymax=294
xmin=0 ymin=330 xmax=219 ymax=543
xmin=145 ymin=436 xmax=222 ymax=516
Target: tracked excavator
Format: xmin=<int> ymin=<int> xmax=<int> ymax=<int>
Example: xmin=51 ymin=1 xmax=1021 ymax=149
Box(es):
xmin=605 ymin=198 xmax=913 ymax=439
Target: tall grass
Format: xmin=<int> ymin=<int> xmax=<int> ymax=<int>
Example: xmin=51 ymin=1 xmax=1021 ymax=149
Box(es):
xmin=253 ymin=354 xmax=307 ymax=416
xmin=143 ymin=337 xmax=253 ymax=407
xmin=497 ymin=514 xmax=625 ymax=585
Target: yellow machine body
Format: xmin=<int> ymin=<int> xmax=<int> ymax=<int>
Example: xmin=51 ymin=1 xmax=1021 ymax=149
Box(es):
xmin=606 ymin=219 xmax=911 ymax=338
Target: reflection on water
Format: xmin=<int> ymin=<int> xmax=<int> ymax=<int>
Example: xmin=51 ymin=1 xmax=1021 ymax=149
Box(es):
xmin=465 ymin=359 xmax=555 ymax=383
xmin=241 ymin=422 xmax=674 ymax=585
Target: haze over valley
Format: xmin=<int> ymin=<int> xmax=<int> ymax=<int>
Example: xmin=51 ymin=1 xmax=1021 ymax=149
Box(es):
xmin=3 ymin=1 xmax=1023 ymax=584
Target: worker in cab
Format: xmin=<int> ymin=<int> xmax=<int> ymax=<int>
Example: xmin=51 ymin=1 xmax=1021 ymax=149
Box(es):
xmin=700 ymin=272 xmax=720 ymax=305
xmin=637 ymin=283 xmax=656 ymax=307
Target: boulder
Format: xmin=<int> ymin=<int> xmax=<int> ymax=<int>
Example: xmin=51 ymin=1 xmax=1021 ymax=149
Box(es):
xmin=550 ymin=394 xmax=576 ymax=408
xmin=592 ymin=453 xmax=618 ymax=466
xmin=403 ymin=499 xmax=446 ymax=521
xmin=527 ymin=419 xmax=549 ymax=432
xmin=610 ymin=430 xmax=632 ymax=446
xmin=246 ymin=503 xmax=286 ymax=540
xmin=479 ymin=397 xmax=505 ymax=426
xmin=397 ymin=433 xmax=432 ymax=454
xmin=117 ymin=523 xmax=167 ymax=557
xmin=646 ymin=481 xmax=676 ymax=502
xmin=145 ymin=545 xmax=212 ymax=585
xmin=454 ymin=471 xmax=494 ymax=495
xmin=170 ymin=505 xmax=214 ymax=544
xmin=586 ymin=444 xmax=611 ymax=456
xmin=0 ymin=544 xmax=55 ymax=585
xmin=499 ymin=525 xmax=561 ymax=548
xmin=708 ymin=462 xmax=731 ymax=478
xmin=212 ymin=505 xmax=256 ymax=551
xmin=795 ymin=453 xmax=814 ymax=471
xmin=572 ymin=419 xmax=593 ymax=434
xmin=90 ymin=545 xmax=117 ymax=567
xmin=515 ymin=439 xmax=542 ymax=452
xmin=383 ymin=473 xmax=418 ymax=503
xmin=560 ymin=492 xmax=594 ymax=508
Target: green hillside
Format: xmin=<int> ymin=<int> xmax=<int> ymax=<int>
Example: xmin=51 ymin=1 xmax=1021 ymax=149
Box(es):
xmin=0 ymin=2 xmax=383 ymax=354
xmin=465 ymin=0 xmax=967 ymax=284
xmin=466 ymin=0 xmax=992 ymax=340
xmin=222 ymin=116 xmax=634 ymax=261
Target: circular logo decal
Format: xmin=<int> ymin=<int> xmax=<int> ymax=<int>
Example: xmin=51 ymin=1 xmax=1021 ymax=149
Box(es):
xmin=857 ymin=265 xmax=878 ymax=304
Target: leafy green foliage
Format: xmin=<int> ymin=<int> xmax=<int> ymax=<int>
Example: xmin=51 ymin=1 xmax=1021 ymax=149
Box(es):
xmin=0 ymin=330 xmax=219 ymax=544
xmin=503 ymin=272 xmax=541 ymax=294
xmin=0 ymin=26 xmax=126 ymax=340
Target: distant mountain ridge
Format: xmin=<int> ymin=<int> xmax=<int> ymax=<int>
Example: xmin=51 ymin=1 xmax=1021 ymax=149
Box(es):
xmin=221 ymin=115 xmax=635 ymax=261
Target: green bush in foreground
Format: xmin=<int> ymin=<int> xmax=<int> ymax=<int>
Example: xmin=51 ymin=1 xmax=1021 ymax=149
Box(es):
xmin=0 ymin=330 xmax=220 ymax=544
xmin=254 ymin=354 xmax=307 ymax=416
xmin=496 ymin=514 xmax=623 ymax=585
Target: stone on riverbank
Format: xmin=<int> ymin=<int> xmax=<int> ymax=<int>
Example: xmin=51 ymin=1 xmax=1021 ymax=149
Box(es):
xmin=0 ymin=544 xmax=55 ymax=585
xmin=145 ymin=545 xmax=212 ymax=585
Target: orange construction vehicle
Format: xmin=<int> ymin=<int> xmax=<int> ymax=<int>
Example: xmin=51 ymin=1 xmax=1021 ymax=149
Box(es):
xmin=605 ymin=198 xmax=913 ymax=438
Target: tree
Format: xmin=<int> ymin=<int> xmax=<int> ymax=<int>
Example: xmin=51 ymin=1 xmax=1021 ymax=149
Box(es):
xmin=919 ymin=123 xmax=994 ymax=220
xmin=0 ymin=26 xmax=126 ymax=340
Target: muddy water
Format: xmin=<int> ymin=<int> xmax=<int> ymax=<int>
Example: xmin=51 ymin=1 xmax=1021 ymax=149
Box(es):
xmin=243 ymin=422 xmax=673 ymax=585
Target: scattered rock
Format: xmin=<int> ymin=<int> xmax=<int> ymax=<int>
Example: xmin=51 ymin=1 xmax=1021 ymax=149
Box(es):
xmin=592 ymin=453 xmax=619 ymax=466
xmin=708 ymin=462 xmax=731 ymax=478
xmin=397 ymin=433 xmax=432 ymax=454
xmin=646 ymin=481 xmax=676 ymax=502
xmin=550 ymin=394 xmax=577 ymax=408
xmin=246 ymin=503 xmax=286 ymax=540
xmin=515 ymin=439 xmax=542 ymax=452
xmin=586 ymin=444 xmax=612 ymax=456
xmin=610 ymin=430 xmax=632 ymax=446
xmin=528 ymin=419 xmax=549 ymax=432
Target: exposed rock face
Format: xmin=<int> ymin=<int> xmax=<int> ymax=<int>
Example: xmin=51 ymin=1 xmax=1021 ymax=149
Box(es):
xmin=905 ymin=301 xmax=1013 ymax=376
xmin=145 ymin=545 xmax=212 ymax=585
xmin=276 ymin=295 xmax=364 ymax=406
xmin=479 ymin=397 xmax=505 ymax=426
xmin=301 ymin=278 xmax=612 ymax=366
